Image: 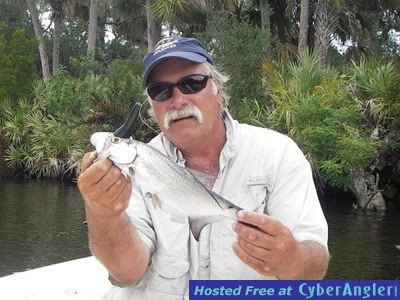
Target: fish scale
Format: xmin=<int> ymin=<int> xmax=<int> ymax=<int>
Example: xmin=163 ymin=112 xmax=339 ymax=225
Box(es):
xmin=91 ymin=132 xmax=242 ymax=240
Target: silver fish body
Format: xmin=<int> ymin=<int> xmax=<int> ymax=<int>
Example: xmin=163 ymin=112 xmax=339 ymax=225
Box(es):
xmin=90 ymin=132 xmax=241 ymax=239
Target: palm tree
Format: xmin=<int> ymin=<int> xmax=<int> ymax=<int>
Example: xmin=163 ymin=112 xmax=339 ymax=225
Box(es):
xmin=298 ymin=0 xmax=309 ymax=54
xmin=48 ymin=0 xmax=64 ymax=74
xmin=333 ymin=0 xmax=400 ymax=57
xmin=25 ymin=0 xmax=51 ymax=80
xmin=260 ymin=0 xmax=272 ymax=55
xmin=314 ymin=0 xmax=338 ymax=64
xmin=146 ymin=0 xmax=161 ymax=51
xmin=150 ymin=0 xmax=206 ymax=36
xmin=87 ymin=0 xmax=98 ymax=57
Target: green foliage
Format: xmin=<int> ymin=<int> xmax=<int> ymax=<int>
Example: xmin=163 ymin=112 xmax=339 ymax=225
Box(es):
xmin=99 ymin=39 xmax=145 ymax=70
xmin=1 ymin=56 xmax=148 ymax=178
xmin=58 ymin=19 xmax=90 ymax=72
xmin=197 ymin=10 xmax=269 ymax=116
xmin=33 ymin=68 xmax=84 ymax=119
xmin=57 ymin=19 xmax=143 ymax=76
xmin=0 ymin=1 xmax=32 ymax=36
xmin=348 ymin=58 xmax=400 ymax=201
xmin=69 ymin=55 xmax=97 ymax=78
xmin=0 ymin=97 xmax=83 ymax=178
xmin=109 ymin=0 xmax=148 ymax=46
xmin=151 ymin=0 xmax=196 ymax=28
xmin=33 ymin=59 xmax=146 ymax=124
xmin=237 ymin=98 xmax=269 ymax=127
xmin=349 ymin=58 xmax=400 ymax=126
xmin=1 ymin=98 xmax=34 ymax=143
xmin=253 ymin=52 xmax=380 ymax=189
xmin=0 ymin=23 xmax=38 ymax=101
xmin=151 ymin=0 xmax=206 ymax=36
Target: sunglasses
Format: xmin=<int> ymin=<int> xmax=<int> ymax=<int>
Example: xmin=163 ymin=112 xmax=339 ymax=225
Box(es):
xmin=147 ymin=74 xmax=210 ymax=101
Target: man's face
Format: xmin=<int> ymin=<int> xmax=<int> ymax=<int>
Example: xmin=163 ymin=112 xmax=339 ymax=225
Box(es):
xmin=147 ymin=59 xmax=223 ymax=147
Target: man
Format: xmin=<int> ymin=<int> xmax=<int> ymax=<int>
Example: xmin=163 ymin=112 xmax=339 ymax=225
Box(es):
xmin=78 ymin=37 xmax=329 ymax=299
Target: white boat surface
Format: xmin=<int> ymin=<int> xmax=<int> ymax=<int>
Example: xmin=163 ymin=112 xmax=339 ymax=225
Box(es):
xmin=0 ymin=256 xmax=111 ymax=300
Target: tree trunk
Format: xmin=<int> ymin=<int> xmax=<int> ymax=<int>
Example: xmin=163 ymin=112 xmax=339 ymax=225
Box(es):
xmin=313 ymin=0 xmax=338 ymax=64
xmin=87 ymin=0 xmax=98 ymax=57
xmin=349 ymin=167 xmax=386 ymax=210
xmin=298 ymin=0 xmax=309 ymax=54
xmin=98 ymin=8 xmax=107 ymax=47
xmin=52 ymin=10 xmax=62 ymax=75
xmin=146 ymin=0 xmax=161 ymax=52
xmin=259 ymin=0 xmax=272 ymax=55
xmin=25 ymin=0 xmax=51 ymax=81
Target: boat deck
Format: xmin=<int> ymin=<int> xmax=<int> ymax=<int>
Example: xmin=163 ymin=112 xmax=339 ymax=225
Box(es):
xmin=0 ymin=256 xmax=111 ymax=299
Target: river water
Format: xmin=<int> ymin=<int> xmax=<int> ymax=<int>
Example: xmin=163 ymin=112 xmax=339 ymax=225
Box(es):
xmin=0 ymin=178 xmax=399 ymax=279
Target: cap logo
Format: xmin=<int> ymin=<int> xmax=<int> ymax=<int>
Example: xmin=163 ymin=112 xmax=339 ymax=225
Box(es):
xmin=152 ymin=38 xmax=180 ymax=55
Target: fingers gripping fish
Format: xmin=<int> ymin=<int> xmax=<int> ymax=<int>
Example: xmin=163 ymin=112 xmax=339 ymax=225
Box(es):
xmin=90 ymin=132 xmax=242 ymax=240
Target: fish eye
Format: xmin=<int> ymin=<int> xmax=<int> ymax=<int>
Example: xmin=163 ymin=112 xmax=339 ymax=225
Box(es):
xmin=111 ymin=137 xmax=120 ymax=143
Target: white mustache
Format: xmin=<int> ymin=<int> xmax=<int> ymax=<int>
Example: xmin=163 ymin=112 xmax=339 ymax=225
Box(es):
xmin=163 ymin=106 xmax=204 ymax=129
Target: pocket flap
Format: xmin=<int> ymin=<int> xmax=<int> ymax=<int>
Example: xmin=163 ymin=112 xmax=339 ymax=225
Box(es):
xmin=244 ymin=176 xmax=271 ymax=212
xmin=152 ymin=250 xmax=190 ymax=279
xmin=246 ymin=176 xmax=271 ymax=189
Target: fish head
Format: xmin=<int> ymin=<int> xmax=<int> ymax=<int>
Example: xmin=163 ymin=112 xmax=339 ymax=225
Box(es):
xmin=90 ymin=132 xmax=138 ymax=165
xmin=109 ymin=136 xmax=137 ymax=164
xmin=90 ymin=132 xmax=112 ymax=158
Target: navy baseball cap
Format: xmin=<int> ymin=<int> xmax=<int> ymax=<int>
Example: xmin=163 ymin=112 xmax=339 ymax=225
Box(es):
xmin=143 ymin=36 xmax=214 ymax=87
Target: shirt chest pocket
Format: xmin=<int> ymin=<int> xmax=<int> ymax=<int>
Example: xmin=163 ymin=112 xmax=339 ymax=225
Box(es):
xmin=143 ymin=249 xmax=190 ymax=295
xmin=244 ymin=176 xmax=271 ymax=213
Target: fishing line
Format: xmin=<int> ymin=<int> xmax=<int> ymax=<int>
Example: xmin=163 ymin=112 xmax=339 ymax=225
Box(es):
xmin=138 ymin=102 xmax=160 ymax=135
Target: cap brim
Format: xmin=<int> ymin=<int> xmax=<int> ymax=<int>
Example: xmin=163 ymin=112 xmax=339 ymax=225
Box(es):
xmin=143 ymin=52 xmax=207 ymax=87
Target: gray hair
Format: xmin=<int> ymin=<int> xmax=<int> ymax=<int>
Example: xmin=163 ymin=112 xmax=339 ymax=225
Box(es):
xmin=203 ymin=62 xmax=230 ymax=109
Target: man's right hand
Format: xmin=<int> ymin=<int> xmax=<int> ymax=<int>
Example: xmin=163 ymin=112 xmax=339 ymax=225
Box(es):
xmin=77 ymin=151 xmax=132 ymax=217
xmin=77 ymin=152 xmax=149 ymax=285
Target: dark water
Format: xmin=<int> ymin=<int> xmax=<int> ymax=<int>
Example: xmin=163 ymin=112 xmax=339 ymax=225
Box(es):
xmin=0 ymin=178 xmax=399 ymax=279
xmin=0 ymin=178 xmax=90 ymax=277
xmin=322 ymin=197 xmax=400 ymax=279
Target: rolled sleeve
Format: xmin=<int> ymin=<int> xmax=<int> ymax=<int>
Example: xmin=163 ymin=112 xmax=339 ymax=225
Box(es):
xmin=125 ymin=186 xmax=156 ymax=254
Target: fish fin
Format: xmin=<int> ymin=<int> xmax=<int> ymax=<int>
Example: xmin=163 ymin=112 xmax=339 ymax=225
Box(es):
xmin=184 ymin=168 xmax=242 ymax=211
xmin=207 ymin=189 xmax=242 ymax=210
xmin=151 ymin=194 xmax=162 ymax=209
xmin=189 ymin=215 xmax=229 ymax=241
xmin=145 ymin=192 xmax=162 ymax=210
xmin=128 ymin=166 xmax=135 ymax=177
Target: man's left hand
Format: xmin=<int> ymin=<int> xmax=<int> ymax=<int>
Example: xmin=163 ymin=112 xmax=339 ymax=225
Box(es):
xmin=232 ymin=210 xmax=304 ymax=279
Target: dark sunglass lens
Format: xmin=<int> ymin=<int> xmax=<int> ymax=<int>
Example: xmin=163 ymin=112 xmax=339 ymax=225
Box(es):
xmin=148 ymin=84 xmax=172 ymax=101
xmin=179 ymin=75 xmax=208 ymax=94
xmin=148 ymin=75 xmax=209 ymax=101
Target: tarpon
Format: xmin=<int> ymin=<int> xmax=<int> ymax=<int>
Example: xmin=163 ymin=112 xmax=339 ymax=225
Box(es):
xmin=90 ymin=132 xmax=242 ymax=240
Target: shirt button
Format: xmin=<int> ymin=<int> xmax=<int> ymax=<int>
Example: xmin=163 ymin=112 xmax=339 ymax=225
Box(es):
xmin=202 ymin=262 xmax=209 ymax=269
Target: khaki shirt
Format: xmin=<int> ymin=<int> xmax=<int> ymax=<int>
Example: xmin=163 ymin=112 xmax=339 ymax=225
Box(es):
xmin=103 ymin=111 xmax=328 ymax=300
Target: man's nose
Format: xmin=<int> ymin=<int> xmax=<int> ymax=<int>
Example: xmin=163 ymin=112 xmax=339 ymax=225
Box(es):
xmin=169 ymin=86 xmax=189 ymax=108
